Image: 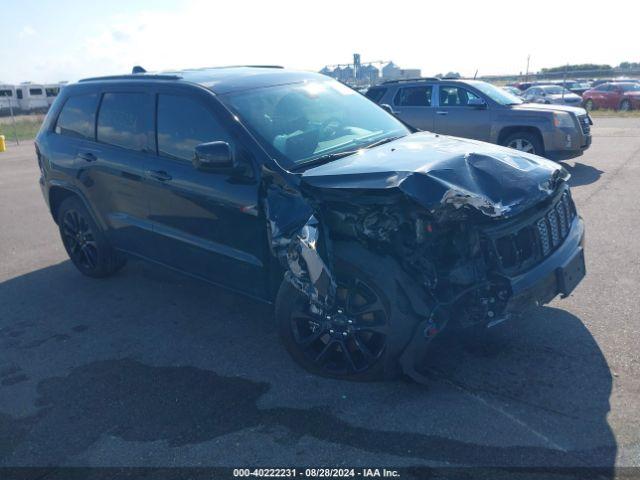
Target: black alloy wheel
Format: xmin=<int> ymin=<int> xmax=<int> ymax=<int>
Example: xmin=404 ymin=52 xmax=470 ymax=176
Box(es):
xmin=57 ymin=196 xmax=126 ymax=277
xmin=61 ymin=208 xmax=99 ymax=271
xmin=289 ymin=276 xmax=388 ymax=376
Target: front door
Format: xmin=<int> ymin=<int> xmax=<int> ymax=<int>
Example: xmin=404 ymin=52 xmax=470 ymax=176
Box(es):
xmin=432 ymin=85 xmax=492 ymax=141
xmin=144 ymin=90 xmax=266 ymax=297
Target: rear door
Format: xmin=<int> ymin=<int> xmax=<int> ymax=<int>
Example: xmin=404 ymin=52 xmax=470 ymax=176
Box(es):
xmin=144 ymin=87 xmax=266 ymax=297
xmin=391 ymin=85 xmax=435 ymax=130
xmin=432 ymin=84 xmax=492 ymax=140
xmin=88 ymin=89 xmax=155 ymax=255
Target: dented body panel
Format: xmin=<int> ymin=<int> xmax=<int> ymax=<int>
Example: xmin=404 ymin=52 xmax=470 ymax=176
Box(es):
xmin=300 ymin=132 xmax=568 ymax=220
xmin=265 ymin=131 xmax=584 ymax=375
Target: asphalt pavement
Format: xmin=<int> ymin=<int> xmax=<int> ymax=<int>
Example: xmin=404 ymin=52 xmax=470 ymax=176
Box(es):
xmin=0 ymin=118 xmax=639 ymax=475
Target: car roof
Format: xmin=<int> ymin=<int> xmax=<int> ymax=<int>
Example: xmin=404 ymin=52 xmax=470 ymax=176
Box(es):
xmin=78 ymin=66 xmax=326 ymax=95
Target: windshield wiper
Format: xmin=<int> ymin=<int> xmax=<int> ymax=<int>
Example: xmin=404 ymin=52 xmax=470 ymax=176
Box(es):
xmin=290 ymin=149 xmax=360 ymax=172
xmin=361 ymin=135 xmax=405 ymax=149
xmin=290 ymin=135 xmax=406 ymax=172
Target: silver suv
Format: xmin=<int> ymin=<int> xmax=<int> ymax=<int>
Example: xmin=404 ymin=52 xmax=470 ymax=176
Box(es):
xmin=365 ymin=78 xmax=592 ymax=161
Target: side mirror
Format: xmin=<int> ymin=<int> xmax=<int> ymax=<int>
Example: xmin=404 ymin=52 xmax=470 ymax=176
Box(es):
xmin=468 ymin=97 xmax=487 ymax=109
xmin=380 ymin=103 xmax=397 ymax=115
xmin=193 ymin=141 xmax=234 ymax=171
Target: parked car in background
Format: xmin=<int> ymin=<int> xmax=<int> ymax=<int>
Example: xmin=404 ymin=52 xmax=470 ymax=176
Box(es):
xmin=522 ymin=85 xmax=583 ymax=106
xmin=555 ymin=80 xmax=592 ymax=96
xmin=582 ymin=82 xmax=640 ymax=111
xmin=365 ymin=78 xmax=591 ymax=160
xmin=501 ymin=85 xmax=522 ymax=97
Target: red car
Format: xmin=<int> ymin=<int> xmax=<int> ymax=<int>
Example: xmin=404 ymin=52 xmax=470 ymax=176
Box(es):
xmin=582 ymin=82 xmax=640 ymax=111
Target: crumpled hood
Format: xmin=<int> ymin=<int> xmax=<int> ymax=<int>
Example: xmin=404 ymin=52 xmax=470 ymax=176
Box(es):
xmin=301 ymin=132 xmax=569 ymax=219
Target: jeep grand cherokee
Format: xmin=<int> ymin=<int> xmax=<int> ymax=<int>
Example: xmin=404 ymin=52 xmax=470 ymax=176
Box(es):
xmin=36 ymin=66 xmax=586 ymax=380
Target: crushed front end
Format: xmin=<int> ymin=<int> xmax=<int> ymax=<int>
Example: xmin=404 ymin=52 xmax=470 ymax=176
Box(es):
xmin=266 ymin=133 xmax=586 ymax=379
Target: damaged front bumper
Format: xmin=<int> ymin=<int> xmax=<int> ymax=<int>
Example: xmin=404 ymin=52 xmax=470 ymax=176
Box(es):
xmin=500 ymin=215 xmax=585 ymax=314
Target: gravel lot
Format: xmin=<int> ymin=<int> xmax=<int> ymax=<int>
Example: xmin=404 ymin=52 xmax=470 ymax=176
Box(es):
xmin=1 ymin=118 xmax=638 ymax=475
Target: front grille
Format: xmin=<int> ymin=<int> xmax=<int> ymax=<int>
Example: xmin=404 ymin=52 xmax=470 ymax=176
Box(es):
xmin=486 ymin=190 xmax=576 ymax=275
xmin=578 ymin=114 xmax=591 ymax=135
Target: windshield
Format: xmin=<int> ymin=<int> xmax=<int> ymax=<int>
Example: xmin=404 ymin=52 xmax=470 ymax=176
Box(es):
xmin=220 ymin=80 xmax=410 ymax=169
xmin=466 ymin=80 xmax=523 ymax=105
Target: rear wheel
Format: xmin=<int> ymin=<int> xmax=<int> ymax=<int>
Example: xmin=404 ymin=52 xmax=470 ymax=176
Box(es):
xmin=57 ymin=197 xmax=126 ymax=278
xmin=276 ymin=247 xmax=416 ymax=381
xmin=584 ymin=99 xmax=595 ymax=111
xmin=502 ymin=131 xmax=544 ymax=156
xmin=620 ymin=99 xmax=631 ymax=112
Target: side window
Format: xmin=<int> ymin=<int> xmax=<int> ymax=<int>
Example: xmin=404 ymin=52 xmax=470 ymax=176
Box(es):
xmin=364 ymin=87 xmax=387 ymax=103
xmin=29 ymin=88 xmax=43 ymax=96
xmin=157 ymin=94 xmax=230 ymax=161
xmin=97 ymin=92 xmax=153 ymax=151
xmin=55 ymin=93 xmax=99 ymax=140
xmin=16 ymin=89 xmax=23 ymax=100
xmin=394 ymin=86 xmax=433 ymax=107
xmin=439 ymin=86 xmax=480 ymax=107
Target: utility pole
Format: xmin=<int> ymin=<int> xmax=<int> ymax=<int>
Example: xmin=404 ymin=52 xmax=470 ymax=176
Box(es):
xmin=525 ymin=54 xmax=531 ymax=83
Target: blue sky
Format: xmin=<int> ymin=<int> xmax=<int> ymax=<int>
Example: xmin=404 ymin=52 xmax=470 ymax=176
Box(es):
xmin=2 ymin=0 xmax=637 ymax=84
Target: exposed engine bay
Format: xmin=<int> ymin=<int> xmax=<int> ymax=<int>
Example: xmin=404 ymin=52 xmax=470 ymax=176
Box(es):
xmin=264 ymin=133 xmax=584 ymax=378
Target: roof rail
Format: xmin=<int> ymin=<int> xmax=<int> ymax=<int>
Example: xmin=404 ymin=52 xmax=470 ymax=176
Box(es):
xmin=381 ymin=77 xmax=440 ymax=85
xmin=79 ymin=74 xmax=182 ymax=83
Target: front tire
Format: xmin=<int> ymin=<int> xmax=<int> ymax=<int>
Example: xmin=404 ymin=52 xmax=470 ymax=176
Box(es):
xmin=502 ymin=131 xmax=544 ymax=156
xmin=57 ymin=196 xmax=126 ymax=278
xmin=584 ymin=99 xmax=595 ymax=111
xmin=276 ymin=247 xmax=417 ymax=381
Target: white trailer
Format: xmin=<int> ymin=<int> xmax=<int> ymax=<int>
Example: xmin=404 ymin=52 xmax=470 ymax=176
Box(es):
xmin=15 ymin=83 xmax=49 ymax=112
xmin=0 ymin=84 xmax=17 ymax=115
xmin=44 ymin=83 xmax=64 ymax=106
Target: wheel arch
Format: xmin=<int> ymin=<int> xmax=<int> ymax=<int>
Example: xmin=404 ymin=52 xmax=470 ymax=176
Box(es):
xmin=48 ymin=183 xmax=103 ymax=229
xmin=497 ymin=126 xmax=544 ymax=150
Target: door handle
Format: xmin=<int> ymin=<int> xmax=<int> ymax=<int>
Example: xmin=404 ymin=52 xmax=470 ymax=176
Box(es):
xmin=145 ymin=170 xmax=172 ymax=181
xmin=436 ymin=111 xmax=448 ymax=115
xmin=78 ymin=152 xmax=97 ymax=162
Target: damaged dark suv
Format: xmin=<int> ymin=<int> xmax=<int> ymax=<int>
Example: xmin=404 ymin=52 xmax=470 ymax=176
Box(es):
xmin=36 ymin=67 xmax=586 ymax=380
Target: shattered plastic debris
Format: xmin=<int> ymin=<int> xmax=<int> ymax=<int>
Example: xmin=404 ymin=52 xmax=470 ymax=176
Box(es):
xmin=265 ymin=185 xmax=336 ymax=314
xmin=285 ymin=216 xmax=336 ymax=314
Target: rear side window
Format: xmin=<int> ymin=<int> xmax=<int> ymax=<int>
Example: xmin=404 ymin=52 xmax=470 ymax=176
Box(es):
xmin=55 ymin=93 xmax=99 ymax=140
xmin=365 ymin=87 xmax=387 ymax=103
xmin=394 ymin=86 xmax=433 ymax=106
xmin=157 ymin=94 xmax=229 ymax=161
xmin=29 ymin=88 xmax=43 ymax=96
xmin=97 ymin=93 xmax=153 ymax=151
